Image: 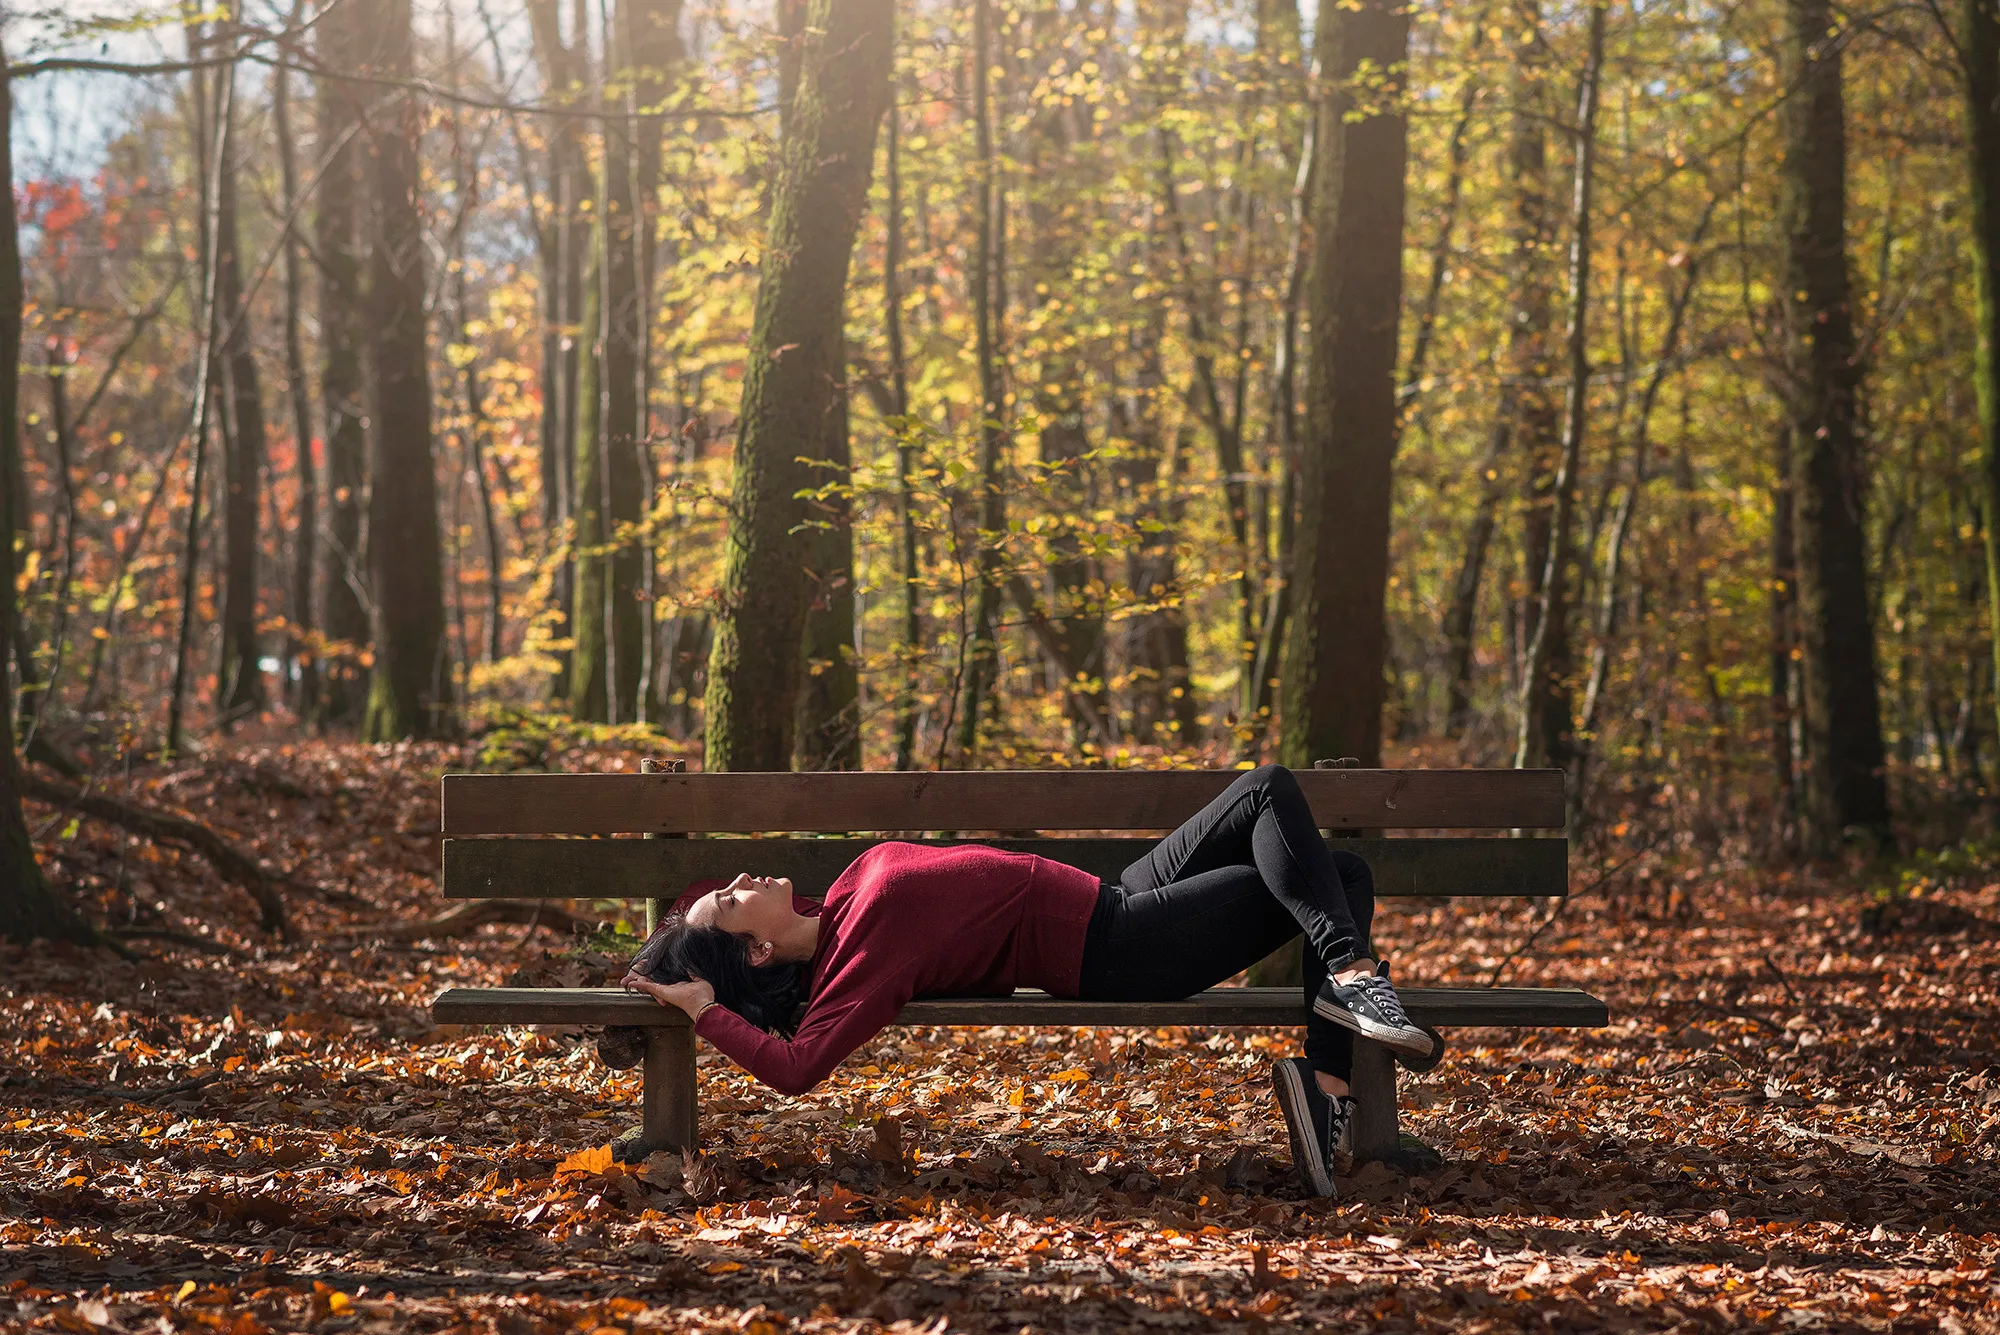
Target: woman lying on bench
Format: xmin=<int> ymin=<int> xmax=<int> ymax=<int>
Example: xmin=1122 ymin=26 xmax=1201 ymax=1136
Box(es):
xmin=621 ymin=763 xmax=1432 ymax=1196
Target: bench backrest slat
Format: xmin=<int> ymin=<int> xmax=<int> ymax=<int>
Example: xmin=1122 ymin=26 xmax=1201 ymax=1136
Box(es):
xmin=441 ymin=768 xmax=1565 ymax=836
xmin=441 ymin=835 xmax=1569 ymax=901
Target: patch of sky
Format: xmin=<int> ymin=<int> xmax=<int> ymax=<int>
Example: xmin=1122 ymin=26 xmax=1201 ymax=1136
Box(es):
xmin=8 ymin=3 xmax=181 ymax=175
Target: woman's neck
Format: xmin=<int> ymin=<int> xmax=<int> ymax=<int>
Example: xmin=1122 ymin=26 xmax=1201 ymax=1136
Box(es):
xmin=776 ymin=912 xmax=820 ymax=963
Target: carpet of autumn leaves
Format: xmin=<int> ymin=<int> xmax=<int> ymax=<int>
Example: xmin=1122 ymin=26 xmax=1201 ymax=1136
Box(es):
xmin=5 ymin=741 xmax=1999 ymax=1334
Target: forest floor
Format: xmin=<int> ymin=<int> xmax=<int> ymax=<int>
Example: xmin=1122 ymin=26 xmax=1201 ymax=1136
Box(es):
xmin=4 ymin=738 xmax=1998 ymax=1334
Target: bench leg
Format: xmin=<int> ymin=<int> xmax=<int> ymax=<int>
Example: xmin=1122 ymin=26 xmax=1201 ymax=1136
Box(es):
xmin=1349 ymin=1039 xmax=1400 ymax=1161
xmin=611 ymin=1026 xmax=697 ymax=1162
xmin=1349 ymin=1039 xmax=1443 ymax=1174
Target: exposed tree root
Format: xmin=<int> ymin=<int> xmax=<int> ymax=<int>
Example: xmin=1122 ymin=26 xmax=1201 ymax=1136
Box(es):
xmin=24 ymin=734 xmax=85 ymax=779
xmin=22 ymin=770 xmax=294 ymax=941
xmin=348 ymin=898 xmax=593 ymax=944
xmin=109 ymin=927 xmax=237 ymax=956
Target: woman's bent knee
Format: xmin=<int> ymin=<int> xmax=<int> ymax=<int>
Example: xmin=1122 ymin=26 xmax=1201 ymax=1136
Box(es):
xmin=1248 ymin=762 xmax=1298 ymax=795
xmin=1329 ymin=846 xmax=1375 ymax=891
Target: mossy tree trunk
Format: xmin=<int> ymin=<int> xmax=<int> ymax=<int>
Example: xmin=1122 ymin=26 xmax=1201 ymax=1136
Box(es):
xmin=359 ymin=0 xmax=451 ymax=741
xmin=703 ymin=0 xmax=892 ymax=771
xmin=1780 ymin=0 xmax=1889 ymax=851
xmin=791 ymin=2 xmax=863 ymax=775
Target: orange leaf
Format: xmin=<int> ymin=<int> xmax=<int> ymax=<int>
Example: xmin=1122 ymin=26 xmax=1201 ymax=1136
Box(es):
xmin=556 ymin=1143 xmax=614 ymax=1179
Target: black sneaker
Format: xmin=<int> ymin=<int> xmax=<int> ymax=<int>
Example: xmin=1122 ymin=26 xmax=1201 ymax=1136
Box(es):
xmin=1313 ymin=960 xmax=1435 ymax=1058
xmin=1272 ymin=1058 xmax=1352 ymax=1197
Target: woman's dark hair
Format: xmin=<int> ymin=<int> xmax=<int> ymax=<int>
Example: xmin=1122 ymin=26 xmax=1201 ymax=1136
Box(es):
xmin=643 ymin=912 xmax=809 ymax=1037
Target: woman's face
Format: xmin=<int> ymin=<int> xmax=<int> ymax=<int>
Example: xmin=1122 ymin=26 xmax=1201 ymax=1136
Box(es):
xmin=683 ymin=873 xmax=796 ymax=950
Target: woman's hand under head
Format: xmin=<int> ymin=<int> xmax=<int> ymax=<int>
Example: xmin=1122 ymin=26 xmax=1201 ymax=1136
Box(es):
xmin=681 ymin=873 xmax=820 ymax=966
xmin=623 ymin=971 xmax=714 ymax=1020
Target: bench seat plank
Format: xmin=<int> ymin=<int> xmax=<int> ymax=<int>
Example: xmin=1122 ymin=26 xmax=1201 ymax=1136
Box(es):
xmin=442 ymin=835 xmax=1569 ymax=902
xmin=432 ymin=985 xmax=1609 ymax=1030
xmin=441 ymin=769 xmax=1566 ymax=836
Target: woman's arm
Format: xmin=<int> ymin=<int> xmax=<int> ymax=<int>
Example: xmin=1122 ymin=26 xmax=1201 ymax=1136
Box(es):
xmin=627 ymin=972 xmax=889 ymax=1096
xmin=694 ymin=990 xmax=897 ymax=1097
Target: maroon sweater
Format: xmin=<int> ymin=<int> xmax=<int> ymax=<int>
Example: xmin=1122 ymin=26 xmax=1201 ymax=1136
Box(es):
xmin=676 ymin=842 xmax=1101 ymax=1096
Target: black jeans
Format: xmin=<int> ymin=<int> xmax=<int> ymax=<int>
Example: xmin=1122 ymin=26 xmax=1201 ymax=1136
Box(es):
xmin=1075 ymin=764 xmax=1374 ymax=1081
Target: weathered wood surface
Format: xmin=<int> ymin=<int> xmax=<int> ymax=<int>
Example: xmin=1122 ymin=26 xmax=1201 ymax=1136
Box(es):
xmin=641 ymin=1026 xmax=696 ymax=1152
xmin=431 ymin=985 xmax=1610 ymax=1030
xmin=440 ymin=768 xmax=1566 ymax=836
xmin=442 ymin=835 xmax=1569 ymax=901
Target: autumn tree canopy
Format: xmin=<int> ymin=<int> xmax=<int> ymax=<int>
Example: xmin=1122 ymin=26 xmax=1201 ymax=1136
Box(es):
xmin=0 ymin=0 xmax=1995 ymax=873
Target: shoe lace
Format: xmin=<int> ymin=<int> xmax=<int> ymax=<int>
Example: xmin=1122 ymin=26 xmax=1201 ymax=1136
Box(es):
xmin=1323 ymin=1095 xmax=1353 ymax=1154
xmin=1361 ymin=974 xmax=1413 ymax=1027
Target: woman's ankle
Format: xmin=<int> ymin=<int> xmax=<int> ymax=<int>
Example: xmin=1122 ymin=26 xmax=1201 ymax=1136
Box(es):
xmin=1314 ymin=1070 xmax=1349 ymax=1099
xmin=1331 ymin=957 xmax=1376 ymax=985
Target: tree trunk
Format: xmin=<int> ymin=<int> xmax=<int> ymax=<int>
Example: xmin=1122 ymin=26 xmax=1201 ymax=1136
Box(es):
xmin=796 ymin=381 xmax=862 ymax=770
xmin=1444 ymin=3 xmax=1557 ymax=741
xmin=22 ymin=333 xmax=77 ymax=747
xmin=1770 ymin=424 xmax=1800 ymax=844
xmin=1515 ymin=2 xmax=1607 ymax=806
xmin=528 ymin=0 xmax=590 ymax=703
xmin=216 ymin=19 xmax=267 ymax=725
xmin=1512 ymin=1 xmax=1566 ymax=694
xmin=1965 ymin=0 xmax=2000 ymax=756
xmin=601 ymin=82 xmax=649 ymax=727
xmin=782 ymin=3 xmax=862 ymax=772
xmin=1277 ymin=0 xmax=1411 ymax=770
xmin=359 ymin=0 xmax=451 ymax=741
xmin=1442 ymin=425 xmax=1508 ymax=739
xmin=0 ymin=40 xmax=90 ymax=943
xmin=569 ymin=146 xmax=611 ymax=720
xmin=957 ymin=0 xmax=1007 ymax=761
xmin=1245 ymin=82 xmax=1315 ymax=755
xmin=573 ymin=1 xmax=677 ymax=724
xmin=1115 ymin=284 xmax=1196 ymax=748
xmin=1028 ymin=25 xmax=1103 ymax=751
xmin=885 ymin=90 xmax=921 ymax=771
xmin=273 ymin=38 xmax=318 ymax=718
xmin=627 ymin=0 xmax=683 ymax=722
xmin=316 ymin=0 xmax=370 ymax=726
xmin=1126 ymin=432 xmax=1198 ymax=747
xmin=442 ymin=8 xmax=504 ymax=671
xmin=1398 ymin=18 xmax=1486 ymax=447
xmin=1781 ymin=0 xmax=1889 ymax=849
xmin=168 ymin=13 xmax=234 ymax=757
xmin=702 ymin=0 xmax=893 ymax=771
xmin=1576 ymin=200 xmax=1716 ymax=753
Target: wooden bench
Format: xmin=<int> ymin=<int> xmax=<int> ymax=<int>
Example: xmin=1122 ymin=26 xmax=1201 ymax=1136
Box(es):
xmin=431 ymin=764 xmax=1607 ymax=1172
